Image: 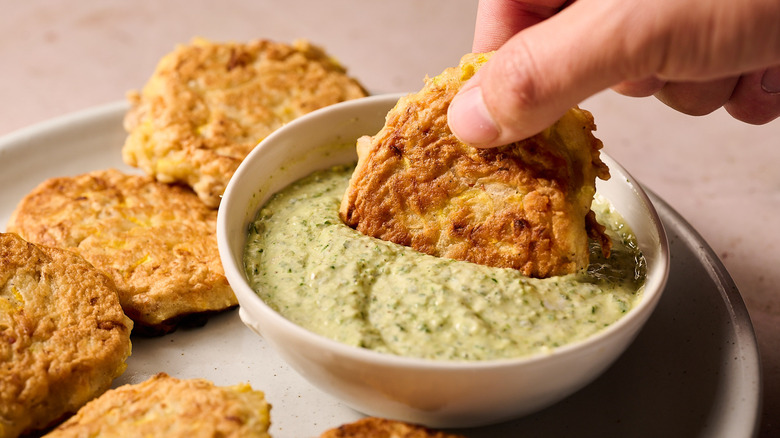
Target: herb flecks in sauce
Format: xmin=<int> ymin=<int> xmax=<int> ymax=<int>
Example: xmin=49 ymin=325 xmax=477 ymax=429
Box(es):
xmin=244 ymin=165 xmax=646 ymax=361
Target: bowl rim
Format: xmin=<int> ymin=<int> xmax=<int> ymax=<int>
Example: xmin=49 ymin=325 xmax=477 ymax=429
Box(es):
xmin=217 ymin=93 xmax=671 ymax=371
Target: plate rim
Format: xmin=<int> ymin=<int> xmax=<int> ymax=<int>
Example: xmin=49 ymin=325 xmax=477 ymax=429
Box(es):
xmin=646 ymin=189 xmax=762 ymax=436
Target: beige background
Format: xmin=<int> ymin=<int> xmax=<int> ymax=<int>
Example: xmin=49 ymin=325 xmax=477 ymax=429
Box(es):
xmin=1 ymin=1 xmax=778 ymax=436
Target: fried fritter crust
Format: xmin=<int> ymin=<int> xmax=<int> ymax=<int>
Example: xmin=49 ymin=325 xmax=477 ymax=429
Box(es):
xmin=7 ymin=169 xmax=235 ymax=334
xmin=339 ymin=52 xmax=611 ymax=278
xmin=320 ymin=417 xmax=465 ymax=438
xmin=0 ymin=233 xmax=132 ymax=438
xmin=44 ymin=373 xmax=271 ymax=438
xmin=123 ymin=37 xmax=368 ymax=207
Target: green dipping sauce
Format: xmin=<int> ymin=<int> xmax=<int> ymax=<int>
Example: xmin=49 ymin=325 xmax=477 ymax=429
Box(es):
xmin=244 ymin=164 xmax=646 ymax=361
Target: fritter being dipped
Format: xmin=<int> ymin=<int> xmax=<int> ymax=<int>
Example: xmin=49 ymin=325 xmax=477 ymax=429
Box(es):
xmin=339 ymin=52 xmax=611 ymax=278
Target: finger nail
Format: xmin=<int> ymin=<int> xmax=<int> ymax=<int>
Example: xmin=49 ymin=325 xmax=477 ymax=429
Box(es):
xmin=447 ymin=86 xmax=499 ymax=147
xmin=761 ymin=66 xmax=780 ymax=94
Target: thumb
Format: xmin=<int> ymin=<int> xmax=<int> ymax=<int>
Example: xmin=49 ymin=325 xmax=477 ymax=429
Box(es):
xmin=448 ymin=0 xmax=640 ymax=147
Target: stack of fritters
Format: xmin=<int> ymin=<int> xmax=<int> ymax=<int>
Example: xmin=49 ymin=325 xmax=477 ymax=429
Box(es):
xmin=340 ymin=52 xmax=611 ymax=278
xmin=8 ymin=38 xmax=367 ymax=335
xmin=2 ymin=37 xmax=367 ymax=436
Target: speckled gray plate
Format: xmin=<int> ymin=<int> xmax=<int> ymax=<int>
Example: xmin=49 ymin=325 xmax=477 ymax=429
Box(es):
xmin=0 ymin=103 xmax=760 ymax=438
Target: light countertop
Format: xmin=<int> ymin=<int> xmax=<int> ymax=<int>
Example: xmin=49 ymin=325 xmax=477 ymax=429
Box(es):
xmin=2 ymin=1 xmax=778 ymax=436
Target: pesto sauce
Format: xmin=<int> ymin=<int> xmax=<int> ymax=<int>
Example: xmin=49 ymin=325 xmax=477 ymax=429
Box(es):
xmin=244 ymin=165 xmax=646 ymax=361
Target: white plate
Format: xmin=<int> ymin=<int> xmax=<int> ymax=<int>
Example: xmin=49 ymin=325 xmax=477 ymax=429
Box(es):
xmin=0 ymin=103 xmax=761 ymax=438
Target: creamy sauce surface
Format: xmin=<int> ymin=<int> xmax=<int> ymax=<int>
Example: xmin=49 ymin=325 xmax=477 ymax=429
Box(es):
xmin=244 ymin=165 xmax=646 ymax=361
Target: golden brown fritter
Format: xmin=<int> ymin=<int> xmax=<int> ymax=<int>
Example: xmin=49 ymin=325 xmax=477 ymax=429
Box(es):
xmin=339 ymin=52 xmax=611 ymax=278
xmin=7 ymin=169 xmax=235 ymax=335
xmin=123 ymin=37 xmax=369 ymax=207
xmin=44 ymin=373 xmax=271 ymax=438
xmin=320 ymin=417 xmax=465 ymax=438
xmin=0 ymin=233 xmax=132 ymax=438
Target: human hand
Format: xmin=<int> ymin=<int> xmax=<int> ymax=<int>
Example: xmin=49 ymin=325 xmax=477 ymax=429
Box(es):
xmin=448 ymin=0 xmax=780 ymax=148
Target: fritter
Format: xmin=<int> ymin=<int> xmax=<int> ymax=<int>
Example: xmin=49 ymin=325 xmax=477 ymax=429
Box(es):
xmin=320 ymin=417 xmax=465 ymax=438
xmin=44 ymin=372 xmax=271 ymax=438
xmin=0 ymin=233 xmax=132 ymax=438
xmin=339 ymin=52 xmax=611 ymax=278
xmin=123 ymin=37 xmax=368 ymax=207
xmin=7 ymin=168 xmax=235 ymax=335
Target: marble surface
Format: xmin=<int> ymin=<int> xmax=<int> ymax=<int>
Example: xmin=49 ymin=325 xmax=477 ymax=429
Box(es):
xmin=1 ymin=1 xmax=777 ymax=436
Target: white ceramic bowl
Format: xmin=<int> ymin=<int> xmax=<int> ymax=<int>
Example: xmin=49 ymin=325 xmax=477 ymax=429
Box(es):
xmin=217 ymin=93 xmax=670 ymax=428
